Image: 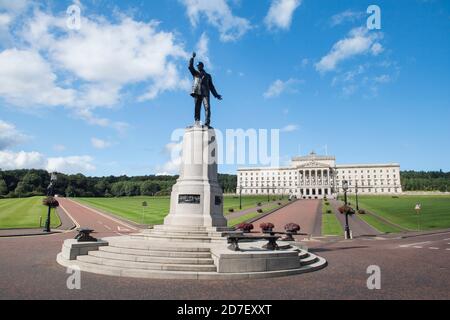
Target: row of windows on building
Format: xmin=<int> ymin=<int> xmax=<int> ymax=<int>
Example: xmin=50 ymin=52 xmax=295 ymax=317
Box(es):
xmin=243 ymin=188 xmax=400 ymax=194
xmin=240 ymin=168 xmax=399 ymax=176
xmin=240 ymin=179 xmax=399 ymax=188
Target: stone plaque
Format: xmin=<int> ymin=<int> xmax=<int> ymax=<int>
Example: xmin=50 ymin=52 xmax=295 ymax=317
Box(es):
xmin=215 ymin=196 xmax=222 ymax=206
xmin=178 ymin=194 xmax=201 ymax=204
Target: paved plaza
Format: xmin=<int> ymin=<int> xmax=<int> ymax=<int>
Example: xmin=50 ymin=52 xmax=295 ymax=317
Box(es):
xmin=1 ymin=199 xmax=449 ymax=300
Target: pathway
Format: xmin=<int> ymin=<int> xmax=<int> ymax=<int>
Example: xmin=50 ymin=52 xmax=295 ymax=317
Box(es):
xmin=329 ymin=199 xmax=381 ymax=237
xmin=252 ymin=199 xmax=322 ymax=236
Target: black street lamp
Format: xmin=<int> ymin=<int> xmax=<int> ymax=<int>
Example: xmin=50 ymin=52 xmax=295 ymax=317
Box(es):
xmin=342 ymin=180 xmax=351 ymax=240
xmin=355 ymin=181 xmax=360 ymax=211
xmin=239 ymin=185 xmax=243 ymax=210
xmin=43 ymin=172 xmax=57 ymax=233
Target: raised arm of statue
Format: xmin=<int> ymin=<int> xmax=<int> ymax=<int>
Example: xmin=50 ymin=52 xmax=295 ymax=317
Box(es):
xmin=188 ymin=53 xmax=200 ymax=78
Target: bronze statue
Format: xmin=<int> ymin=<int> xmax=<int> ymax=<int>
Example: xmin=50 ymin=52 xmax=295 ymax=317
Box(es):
xmin=189 ymin=52 xmax=222 ymax=128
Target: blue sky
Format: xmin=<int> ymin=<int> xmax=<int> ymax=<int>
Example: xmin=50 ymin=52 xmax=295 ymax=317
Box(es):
xmin=0 ymin=0 xmax=449 ymax=176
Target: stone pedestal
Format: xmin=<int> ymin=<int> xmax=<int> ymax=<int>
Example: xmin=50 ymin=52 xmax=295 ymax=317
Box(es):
xmin=164 ymin=125 xmax=227 ymax=228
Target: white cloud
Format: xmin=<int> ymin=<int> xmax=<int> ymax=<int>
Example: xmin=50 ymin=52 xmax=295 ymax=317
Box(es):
xmin=47 ymin=156 xmax=95 ymax=174
xmin=315 ymin=27 xmax=383 ymax=73
xmin=0 ymin=120 xmax=29 ymax=150
xmin=0 ymin=7 xmax=192 ymax=131
xmin=330 ymin=10 xmax=365 ymax=27
xmin=91 ymin=138 xmax=112 ymax=150
xmin=0 ymin=0 xmax=31 ymax=42
xmin=263 ymin=78 xmax=302 ymax=98
xmin=0 ymin=13 xmax=12 ymax=27
xmin=156 ymin=141 xmax=183 ymax=175
xmin=281 ymin=124 xmax=299 ymax=132
xmin=265 ymin=0 xmax=302 ymax=31
xmin=0 ymin=151 xmax=45 ymax=170
xmin=0 ymin=49 xmax=76 ymax=108
xmin=371 ymin=42 xmax=384 ymax=55
xmin=180 ymin=0 xmax=252 ymax=42
xmin=0 ymin=150 xmax=96 ymax=174
xmin=195 ymin=32 xmax=212 ymax=68
xmin=0 ymin=0 xmax=30 ymax=13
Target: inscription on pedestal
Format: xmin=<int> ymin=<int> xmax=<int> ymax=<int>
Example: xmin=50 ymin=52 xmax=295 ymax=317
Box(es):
xmin=178 ymin=194 xmax=201 ymax=204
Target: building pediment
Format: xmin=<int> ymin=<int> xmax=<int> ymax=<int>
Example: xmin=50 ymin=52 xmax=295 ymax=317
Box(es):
xmin=296 ymin=161 xmax=330 ymax=168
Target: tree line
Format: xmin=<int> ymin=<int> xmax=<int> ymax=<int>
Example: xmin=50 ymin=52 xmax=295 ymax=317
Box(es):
xmin=401 ymin=170 xmax=450 ymax=192
xmin=0 ymin=169 xmax=449 ymax=199
xmin=0 ymin=169 xmax=238 ymax=198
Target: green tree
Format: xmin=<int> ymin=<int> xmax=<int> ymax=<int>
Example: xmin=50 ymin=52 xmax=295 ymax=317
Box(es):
xmin=140 ymin=181 xmax=161 ymax=196
xmin=111 ymin=181 xmax=126 ymax=197
xmin=0 ymin=178 xmax=8 ymax=195
xmin=65 ymin=185 xmax=76 ymax=197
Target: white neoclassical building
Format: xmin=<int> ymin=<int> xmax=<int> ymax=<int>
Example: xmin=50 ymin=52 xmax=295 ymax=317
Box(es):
xmin=237 ymin=152 xmax=402 ymax=199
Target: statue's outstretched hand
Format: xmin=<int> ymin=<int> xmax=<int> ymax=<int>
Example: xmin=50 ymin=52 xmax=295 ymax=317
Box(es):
xmin=192 ymin=52 xmax=196 ymax=58
xmin=217 ymin=95 xmax=223 ymax=101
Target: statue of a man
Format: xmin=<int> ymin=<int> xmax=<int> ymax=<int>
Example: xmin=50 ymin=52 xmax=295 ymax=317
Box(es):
xmin=189 ymin=52 xmax=222 ymax=128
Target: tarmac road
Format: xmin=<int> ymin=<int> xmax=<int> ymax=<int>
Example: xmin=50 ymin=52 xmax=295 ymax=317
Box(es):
xmin=0 ymin=199 xmax=449 ymax=300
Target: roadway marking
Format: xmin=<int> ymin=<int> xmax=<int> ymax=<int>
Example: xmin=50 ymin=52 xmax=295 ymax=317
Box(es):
xmin=413 ymin=246 xmax=423 ymax=249
xmin=59 ymin=204 xmax=81 ymax=230
xmin=429 ymin=247 xmax=439 ymax=250
xmin=104 ymin=225 xmax=112 ymax=230
xmin=399 ymin=241 xmax=431 ymax=248
xmin=66 ymin=199 xmax=139 ymax=231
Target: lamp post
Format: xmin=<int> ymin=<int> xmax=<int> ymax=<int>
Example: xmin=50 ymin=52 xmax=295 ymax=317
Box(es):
xmin=267 ymin=187 xmax=270 ymax=203
xmin=342 ymin=180 xmax=351 ymax=239
xmin=355 ymin=181 xmax=360 ymax=211
xmin=239 ymin=185 xmax=243 ymax=210
xmin=43 ymin=172 xmax=57 ymax=233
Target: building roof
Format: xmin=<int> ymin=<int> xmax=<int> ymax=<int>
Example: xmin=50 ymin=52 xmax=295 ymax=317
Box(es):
xmin=336 ymin=163 xmax=400 ymax=169
xmin=291 ymin=151 xmax=335 ymax=162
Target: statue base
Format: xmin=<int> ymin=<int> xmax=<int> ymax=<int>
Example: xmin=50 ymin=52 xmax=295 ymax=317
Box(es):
xmin=163 ymin=125 xmax=227 ymax=228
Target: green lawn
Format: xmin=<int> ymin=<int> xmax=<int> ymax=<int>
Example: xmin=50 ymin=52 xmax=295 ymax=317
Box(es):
xmin=347 ymin=195 xmax=450 ymax=231
xmin=321 ymin=201 xmax=343 ymax=236
xmin=0 ymin=197 xmax=61 ymax=229
xmin=227 ymin=203 xmax=283 ymax=227
xmin=223 ymin=195 xmax=281 ymax=215
xmin=75 ymin=195 xmax=282 ymax=225
xmin=76 ymin=196 xmax=170 ymax=225
xmin=357 ymin=213 xmax=403 ymax=234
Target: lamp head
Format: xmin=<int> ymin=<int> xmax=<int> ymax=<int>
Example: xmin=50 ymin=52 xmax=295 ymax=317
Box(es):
xmin=342 ymin=180 xmax=349 ymax=191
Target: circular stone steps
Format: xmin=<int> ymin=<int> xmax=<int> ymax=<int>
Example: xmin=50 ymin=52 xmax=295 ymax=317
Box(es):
xmin=77 ymin=254 xmax=218 ymax=272
xmin=130 ymin=233 xmax=226 ymax=243
xmin=89 ymin=250 xmax=215 ymax=265
xmin=106 ymin=237 xmax=211 ymax=252
xmin=98 ymin=246 xmax=212 ymax=259
xmin=57 ymin=251 xmax=327 ymax=280
xmin=57 ymin=235 xmax=328 ymax=280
